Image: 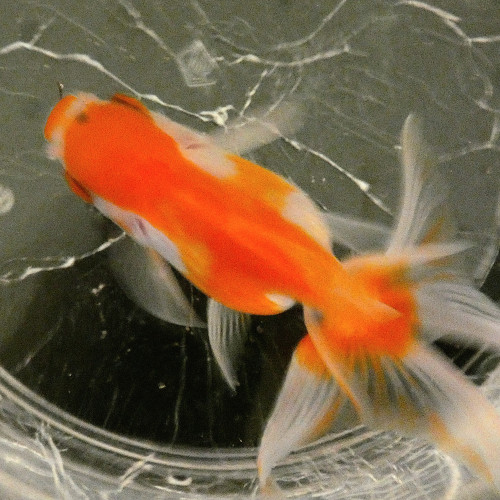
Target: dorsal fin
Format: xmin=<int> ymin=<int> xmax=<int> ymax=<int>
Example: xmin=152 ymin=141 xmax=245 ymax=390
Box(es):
xmin=110 ymin=94 xmax=150 ymax=116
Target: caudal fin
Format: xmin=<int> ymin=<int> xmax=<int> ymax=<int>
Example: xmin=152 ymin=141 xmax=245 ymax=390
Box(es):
xmin=387 ymin=114 xmax=455 ymax=253
xmin=257 ymin=336 xmax=343 ymax=488
xmin=258 ymin=113 xmax=500 ymax=492
xmin=259 ymin=328 xmax=500 ymax=491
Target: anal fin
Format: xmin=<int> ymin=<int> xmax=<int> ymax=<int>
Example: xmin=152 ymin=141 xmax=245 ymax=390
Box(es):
xmin=207 ymin=298 xmax=251 ymax=391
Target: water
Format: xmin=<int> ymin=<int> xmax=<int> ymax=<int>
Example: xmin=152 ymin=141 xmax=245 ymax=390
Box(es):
xmin=0 ymin=0 xmax=499 ymax=498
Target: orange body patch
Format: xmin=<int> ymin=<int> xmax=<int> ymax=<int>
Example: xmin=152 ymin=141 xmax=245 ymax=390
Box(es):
xmin=325 ymin=259 xmax=417 ymax=358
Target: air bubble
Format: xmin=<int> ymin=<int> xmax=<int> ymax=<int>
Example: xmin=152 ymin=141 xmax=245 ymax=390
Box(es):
xmin=0 ymin=185 xmax=14 ymax=215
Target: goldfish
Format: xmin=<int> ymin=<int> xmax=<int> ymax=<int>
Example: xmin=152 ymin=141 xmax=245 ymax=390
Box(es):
xmin=44 ymin=93 xmax=500 ymax=493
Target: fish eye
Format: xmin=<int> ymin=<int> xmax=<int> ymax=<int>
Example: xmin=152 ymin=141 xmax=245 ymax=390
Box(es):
xmin=75 ymin=111 xmax=89 ymax=123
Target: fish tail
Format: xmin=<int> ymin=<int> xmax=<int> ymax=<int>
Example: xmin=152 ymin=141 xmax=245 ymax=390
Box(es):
xmin=258 ymin=226 xmax=500 ymax=490
xmin=304 ymin=238 xmax=500 ymax=487
xmin=258 ymin=278 xmax=500 ymax=491
xmin=258 ymin=113 xmax=500 ymax=490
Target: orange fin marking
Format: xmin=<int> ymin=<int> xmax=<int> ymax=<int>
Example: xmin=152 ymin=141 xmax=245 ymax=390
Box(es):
xmin=421 ymin=216 xmax=446 ymax=245
xmin=429 ymin=412 xmax=494 ymax=483
xmin=309 ymin=396 xmax=344 ymax=441
xmin=295 ymin=334 xmax=362 ymax=415
xmin=291 ymin=339 xmax=348 ymax=442
xmin=295 ymin=335 xmax=329 ymax=376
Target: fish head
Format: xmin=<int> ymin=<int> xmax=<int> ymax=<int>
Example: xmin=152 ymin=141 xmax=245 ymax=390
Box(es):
xmin=45 ymin=93 xmax=101 ymax=161
xmin=45 ymin=93 xmax=104 ymax=203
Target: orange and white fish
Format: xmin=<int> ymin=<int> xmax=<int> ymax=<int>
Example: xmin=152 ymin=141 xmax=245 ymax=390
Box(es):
xmin=44 ymin=94 xmax=500 ymax=492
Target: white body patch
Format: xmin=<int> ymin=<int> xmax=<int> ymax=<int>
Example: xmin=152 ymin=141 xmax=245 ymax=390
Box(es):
xmin=265 ymin=293 xmax=295 ymax=311
xmin=93 ymin=196 xmax=187 ymax=274
xmin=282 ymin=190 xmax=331 ymax=250
xmin=151 ymin=112 xmax=236 ymax=178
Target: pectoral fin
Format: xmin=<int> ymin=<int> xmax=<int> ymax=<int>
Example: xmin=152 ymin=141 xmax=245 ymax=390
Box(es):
xmin=108 ymin=237 xmax=204 ymax=327
xmin=209 ymin=100 xmax=305 ymax=155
